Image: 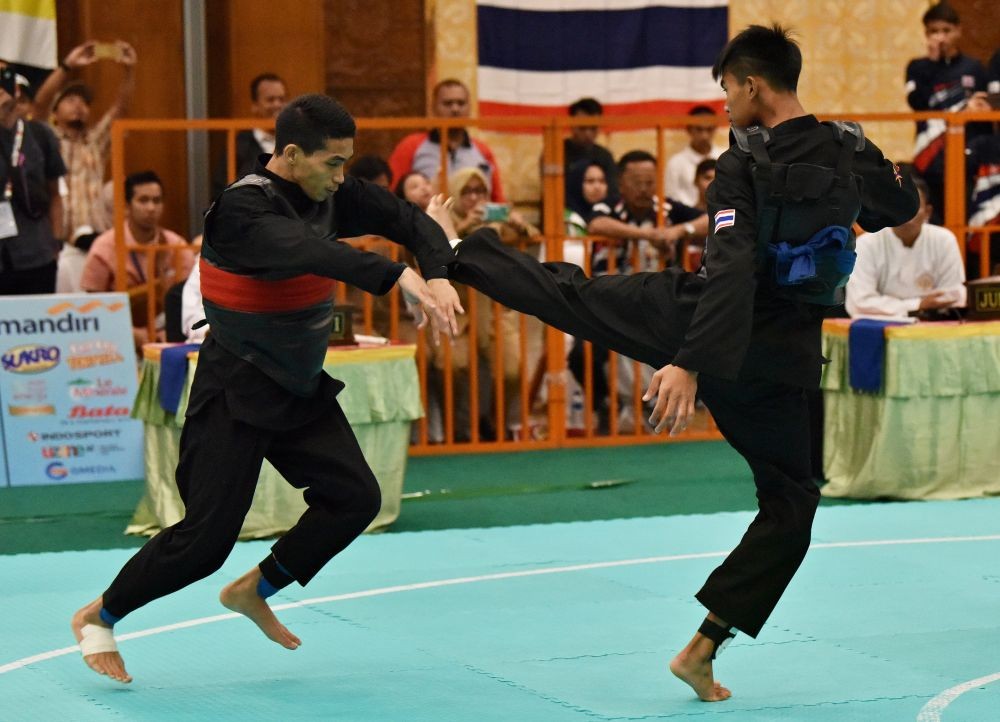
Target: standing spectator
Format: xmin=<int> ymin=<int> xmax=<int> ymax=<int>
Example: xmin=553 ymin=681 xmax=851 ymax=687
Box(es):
xmin=388 ymin=79 xmax=505 ymax=201
xmin=33 ymin=40 xmax=137 ymax=235
xmin=847 ymin=174 xmax=966 ymax=318
xmin=664 ymin=105 xmax=726 ymax=207
xmin=212 ymin=73 xmax=287 ymax=197
xmin=80 ymin=171 xmax=194 ymax=347
xmin=347 ymin=154 xmax=392 ymax=189
xmin=563 ymin=97 xmax=618 ymax=198
xmin=0 ymin=66 xmax=66 ymax=295
xmin=905 ymin=2 xmax=987 ymax=224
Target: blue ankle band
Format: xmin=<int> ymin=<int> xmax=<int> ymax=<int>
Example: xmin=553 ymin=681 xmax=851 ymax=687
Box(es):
xmin=99 ymin=608 xmax=121 ymax=626
xmin=256 ymin=575 xmax=281 ymax=599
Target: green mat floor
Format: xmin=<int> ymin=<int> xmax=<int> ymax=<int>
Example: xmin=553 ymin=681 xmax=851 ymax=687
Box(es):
xmin=0 ymin=441 xmax=858 ymax=555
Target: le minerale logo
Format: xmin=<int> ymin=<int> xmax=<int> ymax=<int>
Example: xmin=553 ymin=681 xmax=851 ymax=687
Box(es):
xmin=2 ymin=344 xmax=61 ymax=374
xmin=0 ymin=313 xmax=100 ymax=336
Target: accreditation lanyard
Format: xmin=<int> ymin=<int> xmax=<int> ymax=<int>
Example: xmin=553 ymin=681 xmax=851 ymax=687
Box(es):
xmin=4 ymin=119 xmax=25 ymax=200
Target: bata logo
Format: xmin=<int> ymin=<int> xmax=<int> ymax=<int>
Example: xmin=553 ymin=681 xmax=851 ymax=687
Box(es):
xmin=69 ymin=405 xmax=131 ymax=419
xmin=45 ymin=462 xmax=69 ymax=480
xmin=1 ymin=344 xmax=61 ymax=374
xmin=68 ymin=377 xmax=128 ymax=399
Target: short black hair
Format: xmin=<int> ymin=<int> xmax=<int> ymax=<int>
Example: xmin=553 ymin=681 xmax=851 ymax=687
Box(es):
xmin=618 ymin=149 xmax=657 ymax=173
xmin=695 ymin=158 xmax=717 ymax=178
xmin=688 ymin=104 xmax=716 ymax=116
xmin=569 ymin=97 xmax=603 ymax=116
xmin=274 ymin=94 xmax=356 ymax=155
xmin=125 ymin=170 xmax=163 ymax=203
xmin=250 ymin=73 xmax=285 ymax=102
xmin=712 ymin=24 xmax=802 ymax=93
xmin=433 ymin=78 xmax=468 ymax=99
xmin=923 ymin=2 xmax=960 ymax=25
xmin=349 ymin=154 xmax=392 ymax=184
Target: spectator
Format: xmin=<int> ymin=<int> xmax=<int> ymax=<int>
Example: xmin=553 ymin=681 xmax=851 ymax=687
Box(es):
xmin=33 ymin=40 xmax=137 ymax=234
xmin=388 ymin=79 xmax=505 ymax=201
xmin=563 ymin=159 xmax=609 ymax=263
xmin=588 ymin=150 xmax=707 ymax=275
xmin=905 ymin=2 xmax=987 ymax=224
xmin=80 ymin=171 xmax=194 ymax=346
xmin=692 ymin=158 xmax=716 ymax=212
xmin=964 ymin=48 xmax=1000 ymax=276
xmin=181 ymin=239 xmax=207 ymax=344
xmin=13 ymin=73 xmax=34 ymax=121
xmin=212 ymin=72 xmax=287 ymax=197
xmin=563 ymin=97 xmax=618 ymax=198
xmin=347 ymin=154 xmax=392 ymax=189
xmin=664 ymin=105 xmax=726 ymax=207
xmin=0 ymin=65 xmax=66 ymax=295
xmin=395 ymin=171 xmax=433 ymax=211
xmin=847 ymin=173 xmax=966 ymax=318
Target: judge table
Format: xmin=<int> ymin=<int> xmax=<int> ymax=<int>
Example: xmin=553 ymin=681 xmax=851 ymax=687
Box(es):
xmin=128 ymin=343 xmax=422 ymax=538
xmin=821 ymin=318 xmax=1000 ymax=500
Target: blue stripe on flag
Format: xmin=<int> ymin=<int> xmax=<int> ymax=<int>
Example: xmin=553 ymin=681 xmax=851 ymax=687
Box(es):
xmin=477 ymin=5 xmax=727 ymax=72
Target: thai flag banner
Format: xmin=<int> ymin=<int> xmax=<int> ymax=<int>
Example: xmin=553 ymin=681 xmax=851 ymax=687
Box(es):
xmin=476 ymin=0 xmax=728 ymax=119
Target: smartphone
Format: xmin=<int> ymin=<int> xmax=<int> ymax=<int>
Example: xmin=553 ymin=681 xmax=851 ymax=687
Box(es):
xmin=92 ymin=42 xmax=122 ymax=62
xmin=483 ymin=202 xmax=510 ymax=222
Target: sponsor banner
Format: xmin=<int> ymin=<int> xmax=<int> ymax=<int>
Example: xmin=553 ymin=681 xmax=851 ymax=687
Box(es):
xmin=0 ymin=293 xmax=143 ymax=486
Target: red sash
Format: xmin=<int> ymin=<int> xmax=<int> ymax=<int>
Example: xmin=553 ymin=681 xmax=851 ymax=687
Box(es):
xmin=199 ymin=257 xmax=334 ymax=312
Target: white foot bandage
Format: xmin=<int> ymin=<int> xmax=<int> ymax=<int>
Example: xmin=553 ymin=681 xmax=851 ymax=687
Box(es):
xmin=79 ymin=624 xmax=118 ymax=657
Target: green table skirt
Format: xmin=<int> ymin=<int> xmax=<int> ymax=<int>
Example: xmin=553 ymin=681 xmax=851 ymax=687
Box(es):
xmin=820 ymin=323 xmax=1000 ymax=500
xmin=129 ymin=345 xmax=422 ymax=538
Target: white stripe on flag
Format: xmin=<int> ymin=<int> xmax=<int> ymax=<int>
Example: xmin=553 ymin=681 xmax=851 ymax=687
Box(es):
xmin=478 ymin=65 xmax=724 ymax=107
xmin=479 ymin=0 xmax=727 ymax=10
xmin=0 ymin=9 xmax=57 ymax=69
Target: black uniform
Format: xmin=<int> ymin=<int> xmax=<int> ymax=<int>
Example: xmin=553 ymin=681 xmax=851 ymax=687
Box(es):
xmin=102 ymin=159 xmax=453 ymax=620
xmin=450 ymin=115 xmax=918 ymax=637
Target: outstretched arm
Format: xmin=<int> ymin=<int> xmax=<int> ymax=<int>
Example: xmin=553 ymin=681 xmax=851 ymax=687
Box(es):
xmin=107 ymin=41 xmax=137 ymax=120
xmin=33 ymin=41 xmax=97 ymax=117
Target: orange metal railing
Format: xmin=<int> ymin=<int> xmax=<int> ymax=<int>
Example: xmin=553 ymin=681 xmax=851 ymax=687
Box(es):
xmin=109 ymin=109 xmax=1000 ymax=454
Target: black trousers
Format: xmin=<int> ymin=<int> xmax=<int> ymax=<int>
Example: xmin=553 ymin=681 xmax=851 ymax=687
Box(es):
xmin=102 ymin=385 xmax=381 ymax=619
xmin=0 ymin=259 xmax=57 ymax=295
xmin=451 ymin=231 xmax=820 ymax=637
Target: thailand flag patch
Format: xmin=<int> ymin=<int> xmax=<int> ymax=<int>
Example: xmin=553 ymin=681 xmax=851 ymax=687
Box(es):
xmin=714 ymin=209 xmax=736 ymax=232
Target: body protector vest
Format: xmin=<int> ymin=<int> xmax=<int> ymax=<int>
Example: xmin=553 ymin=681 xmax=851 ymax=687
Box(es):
xmin=733 ymin=121 xmax=864 ymax=306
xmin=199 ymin=174 xmax=337 ymax=396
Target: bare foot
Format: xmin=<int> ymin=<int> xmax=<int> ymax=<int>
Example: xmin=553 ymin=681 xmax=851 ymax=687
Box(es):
xmin=71 ymin=597 xmax=132 ymax=683
xmin=669 ymin=640 xmax=731 ymax=702
xmin=219 ymin=568 xmax=301 ymax=650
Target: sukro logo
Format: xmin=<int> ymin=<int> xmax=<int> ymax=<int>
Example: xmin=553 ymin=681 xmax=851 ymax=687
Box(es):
xmin=45 ymin=462 xmax=69 ymax=480
xmin=1 ymin=344 xmax=60 ymax=374
xmin=68 ymin=405 xmax=131 ymax=419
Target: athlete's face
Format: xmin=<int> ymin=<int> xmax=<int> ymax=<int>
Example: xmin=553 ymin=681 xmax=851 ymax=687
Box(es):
xmin=288 ymin=137 xmax=354 ymax=201
xmin=720 ymin=71 xmax=756 ymax=128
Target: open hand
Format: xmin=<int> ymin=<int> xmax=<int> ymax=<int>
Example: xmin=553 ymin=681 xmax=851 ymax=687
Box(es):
xmin=427 ymin=278 xmax=464 ymax=336
xmin=642 ymin=364 xmax=698 ymax=436
xmin=398 ymin=267 xmax=451 ymax=345
xmin=426 ymin=194 xmax=458 ymax=238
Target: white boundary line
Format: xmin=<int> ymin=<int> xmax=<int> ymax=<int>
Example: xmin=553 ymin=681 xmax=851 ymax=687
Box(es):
xmin=917 ymin=672 xmax=1000 ymax=721
xmin=2 ymin=534 xmax=999 ymax=681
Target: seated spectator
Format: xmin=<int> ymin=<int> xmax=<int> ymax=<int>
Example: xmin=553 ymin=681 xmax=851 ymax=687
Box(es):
xmin=563 ymin=97 xmax=618 ymax=198
xmin=56 ymin=225 xmax=98 ymax=293
xmin=395 ymin=171 xmax=433 ymax=211
xmin=693 ymin=158 xmax=716 ymax=212
xmin=388 ymin=79 xmax=505 ymax=201
xmin=0 ymin=65 xmax=66 ymax=295
xmin=348 ymin=154 xmax=392 ymax=189
xmin=905 ymin=2 xmax=987 ymax=224
xmin=965 ymin=132 xmax=1000 ymax=277
xmin=181 ymin=240 xmax=208 ymax=344
xmin=211 ymin=73 xmax=286 ymax=197
xmin=80 ymin=171 xmax=194 ymax=346
xmin=664 ymin=105 xmax=726 ymax=207
xmin=588 ymin=150 xmax=707 ymax=275
xmin=33 ymin=40 xmax=137 ymax=234
xmin=562 ymin=159 xmax=610 ymax=264
xmin=846 ymin=174 xmax=966 ymax=318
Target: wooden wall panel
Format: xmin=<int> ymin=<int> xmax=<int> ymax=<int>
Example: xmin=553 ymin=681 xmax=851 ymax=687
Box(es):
xmin=948 ymin=0 xmax=1000 ymax=67
xmin=325 ymin=0 xmax=428 ymax=168
xmin=54 ymin=0 xmax=190 ymax=237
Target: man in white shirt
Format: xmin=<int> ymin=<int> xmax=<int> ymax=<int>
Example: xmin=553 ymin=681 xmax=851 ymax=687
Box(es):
xmin=663 ymin=105 xmax=727 ymax=207
xmin=846 ymin=174 xmax=966 ymax=318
